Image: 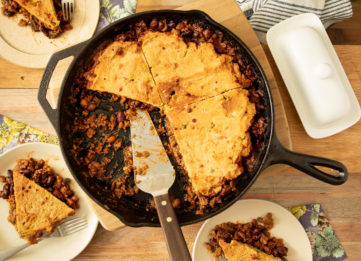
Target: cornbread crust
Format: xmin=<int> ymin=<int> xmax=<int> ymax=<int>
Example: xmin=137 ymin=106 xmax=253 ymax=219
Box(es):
xmin=13 ymin=0 xmax=60 ymax=30
xmin=86 ymin=41 xmax=162 ymax=107
xmin=140 ymin=30 xmax=188 ymax=82
xmin=13 ymin=171 xmax=75 ymax=244
xmin=165 ymin=88 xmax=256 ymax=196
xmin=79 ymin=20 xmax=262 ymax=210
xmin=141 ymin=30 xmax=248 ymax=106
xmin=219 ymin=240 xmax=282 ymax=261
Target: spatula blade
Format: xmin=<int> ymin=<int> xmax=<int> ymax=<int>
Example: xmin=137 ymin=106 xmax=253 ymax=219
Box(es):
xmin=130 ymin=110 xmax=175 ymax=196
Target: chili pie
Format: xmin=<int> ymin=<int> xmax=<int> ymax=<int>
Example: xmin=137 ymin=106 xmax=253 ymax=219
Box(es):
xmin=1 ymin=0 xmax=72 ymax=38
xmin=84 ymin=26 xmax=257 ymax=198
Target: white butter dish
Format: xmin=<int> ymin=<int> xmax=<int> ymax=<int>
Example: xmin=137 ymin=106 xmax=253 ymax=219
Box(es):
xmin=267 ymin=13 xmax=361 ymax=138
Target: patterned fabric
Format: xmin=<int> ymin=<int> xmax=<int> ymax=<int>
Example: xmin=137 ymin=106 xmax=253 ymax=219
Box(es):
xmin=97 ymin=0 xmax=137 ymax=31
xmin=235 ymin=0 xmax=353 ymax=42
xmin=0 ymin=1 xmax=347 ymax=259
xmin=0 ymin=115 xmax=58 ymax=155
xmin=288 ymin=204 xmax=346 ymax=260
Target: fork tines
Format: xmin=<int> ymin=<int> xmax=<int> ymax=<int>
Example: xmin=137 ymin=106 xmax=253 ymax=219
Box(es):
xmin=55 ymin=216 xmax=88 ymax=237
xmin=62 ymin=0 xmax=74 ymax=21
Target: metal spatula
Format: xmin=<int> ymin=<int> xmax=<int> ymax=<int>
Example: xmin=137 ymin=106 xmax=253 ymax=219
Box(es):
xmin=130 ymin=110 xmax=191 ymax=261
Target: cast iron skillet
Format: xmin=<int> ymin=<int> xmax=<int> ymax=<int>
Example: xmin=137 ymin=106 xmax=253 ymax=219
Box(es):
xmin=38 ymin=10 xmax=347 ymax=227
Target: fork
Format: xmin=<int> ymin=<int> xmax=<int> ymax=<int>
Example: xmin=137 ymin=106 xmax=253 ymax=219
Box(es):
xmin=62 ymin=0 xmax=75 ymax=21
xmin=0 ymin=216 xmax=87 ymax=261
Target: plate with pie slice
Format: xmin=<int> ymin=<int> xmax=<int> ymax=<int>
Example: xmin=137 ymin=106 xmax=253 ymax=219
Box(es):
xmin=0 ymin=143 xmax=98 ymax=261
xmin=192 ymin=199 xmax=312 ymax=261
xmin=0 ymin=0 xmax=99 ymax=68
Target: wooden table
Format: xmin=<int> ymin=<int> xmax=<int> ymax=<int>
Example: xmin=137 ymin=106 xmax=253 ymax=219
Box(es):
xmin=0 ymin=2 xmax=361 ymax=261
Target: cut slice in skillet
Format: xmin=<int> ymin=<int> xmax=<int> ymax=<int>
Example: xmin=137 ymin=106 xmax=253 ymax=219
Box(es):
xmin=164 ymin=88 xmax=256 ymax=197
xmin=141 ymin=29 xmax=248 ymax=106
xmin=86 ymin=41 xmax=162 ymax=107
xmin=13 ymin=0 xmax=60 ymax=30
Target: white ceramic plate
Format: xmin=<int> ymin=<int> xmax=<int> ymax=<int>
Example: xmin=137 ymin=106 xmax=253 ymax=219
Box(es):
xmin=193 ymin=199 xmax=312 ymax=261
xmin=0 ymin=143 xmax=98 ymax=261
xmin=0 ymin=0 xmax=100 ymax=68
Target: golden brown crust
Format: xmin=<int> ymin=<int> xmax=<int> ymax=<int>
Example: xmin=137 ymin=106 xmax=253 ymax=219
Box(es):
xmin=165 ymin=88 xmax=256 ymax=196
xmin=86 ymin=41 xmax=162 ymax=107
xmin=141 ymin=30 xmax=244 ymax=106
xmin=13 ymin=0 xmax=60 ymax=30
xmin=13 ymin=171 xmax=75 ymax=244
xmin=219 ymin=240 xmax=282 ymax=261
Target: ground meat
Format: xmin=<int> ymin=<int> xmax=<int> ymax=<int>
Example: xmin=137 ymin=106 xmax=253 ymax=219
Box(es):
xmin=206 ymin=213 xmax=288 ymax=260
xmin=113 ymin=138 xmax=123 ymax=150
xmin=18 ymin=19 xmax=27 ymax=26
xmin=112 ymin=175 xmax=136 ymax=198
xmin=252 ymin=117 xmax=267 ymax=138
xmin=88 ymin=161 xmax=107 ymax=179
xmin=1 ymin=0 xmax=19 ymax=15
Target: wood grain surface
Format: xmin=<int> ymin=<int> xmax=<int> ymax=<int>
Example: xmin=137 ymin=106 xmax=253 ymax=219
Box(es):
xmin=0 ymin=0 xmax=360 ymax=260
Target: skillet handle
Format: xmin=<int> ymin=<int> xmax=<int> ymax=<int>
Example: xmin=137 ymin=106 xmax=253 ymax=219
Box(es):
xmin=154 ymin=194 xmax=191 ymax=261
xmin=266 ymin=135 xmax=348 ymax=185
xmin=37 ymin=41 xmax=87 ymax=131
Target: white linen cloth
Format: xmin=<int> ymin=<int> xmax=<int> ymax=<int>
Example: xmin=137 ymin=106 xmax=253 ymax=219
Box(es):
xmin=235 ymin=0 xmax=353 ymax=42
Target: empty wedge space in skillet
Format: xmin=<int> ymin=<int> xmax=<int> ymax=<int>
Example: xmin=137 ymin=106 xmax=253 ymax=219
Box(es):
xmin=164 ymin=88 xmax=256 ymax=197
xmin=85 ymin=40 xmax=162 ymax=107
xmin=140 ymin=29 xmax=251 ymax=106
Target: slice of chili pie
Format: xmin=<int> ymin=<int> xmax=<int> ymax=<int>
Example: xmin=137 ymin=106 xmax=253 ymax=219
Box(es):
xmin=164 ymin=88 xmax=256 ymax=196
xmin=85 ymin=41 xmax=162 ymax=107
xmin=13 ymin=0 xmax=60 ymax=30
xmin=13 ymin=171 xmax=75 ymax=244
xmin=219 ymin=240 xmax=283 ymax=261
xmin=140 ymin=29 xmax=248 ymax=106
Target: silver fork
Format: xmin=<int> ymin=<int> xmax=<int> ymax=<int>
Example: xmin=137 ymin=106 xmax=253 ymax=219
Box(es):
xmin=0 ymin=216 xmax=87 ymax=261
xmin=61 ymin=0 xmax=75 ymax=21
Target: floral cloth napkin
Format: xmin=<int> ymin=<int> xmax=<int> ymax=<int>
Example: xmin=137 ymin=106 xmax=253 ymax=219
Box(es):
xmin=0 ymin=115 xmax=58 ymax=155
xmin=288 ymin=204 xmax=346 ymax=260
xmin=97 ymin=0 xmax=137 ymax=30
xmin=0 ymin=1 xmax=347 ymax=260
xmin=0 ymin=114 xmax=347 ymax=260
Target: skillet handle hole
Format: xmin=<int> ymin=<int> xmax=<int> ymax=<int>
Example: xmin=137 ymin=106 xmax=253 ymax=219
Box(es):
xmin=47 ymin=56 xmax=74 ymax=109
xmin=310 ymin=164 xmax=344 ymax=178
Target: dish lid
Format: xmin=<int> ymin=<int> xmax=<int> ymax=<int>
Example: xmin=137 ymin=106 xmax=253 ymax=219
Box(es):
xmin=267 ymin=13 xmax=360 ymax=138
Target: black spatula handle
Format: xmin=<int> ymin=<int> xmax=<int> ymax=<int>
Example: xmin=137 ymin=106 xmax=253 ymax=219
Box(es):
xmin=154 ymin=194 xmax=191 ymax=261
